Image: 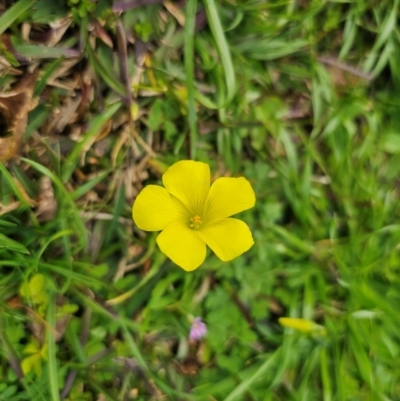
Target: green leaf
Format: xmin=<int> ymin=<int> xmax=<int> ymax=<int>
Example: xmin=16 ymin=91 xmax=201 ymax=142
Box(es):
xmin=0 ymin=0 xmax=36 ymax=35
xmin=203 ymin=0 xmax=237 ymax=106
xmin=61 ymin=101 xmax=122 ymax=183
xmin=11 ymin=42 xmax=79 ymax=59
xmin=0 ymin=233 xmax=29 ymax=254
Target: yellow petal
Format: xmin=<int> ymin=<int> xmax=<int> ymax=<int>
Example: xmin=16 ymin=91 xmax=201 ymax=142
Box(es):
xmin=279 ymin=317 xmax=326 ymax=335
xmin=132 ymin=185 xmax=187 ymax=231
xmin=198 ymin=218 xmax=254 ymax=261
xmin=162 ymin=160 xmax=210 ymax=215
xmin=204 ymin=177 xmax=255 ymax=222
xmin=157 ymin=222 xmax=206 ymax=271
xmin=279 ymin=318 xmax=315 ymax=333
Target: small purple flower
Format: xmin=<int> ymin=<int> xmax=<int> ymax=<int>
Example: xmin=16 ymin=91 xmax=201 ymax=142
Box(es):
xmin=189 ymin=317 xmax=207 ymax=341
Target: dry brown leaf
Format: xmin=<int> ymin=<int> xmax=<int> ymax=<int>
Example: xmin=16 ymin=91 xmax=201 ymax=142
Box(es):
xmin=95 ymin=118 xmax=112 ymax=142
xmin=0 ymin=177 xmax=35 ymax=219
xmin=48 ymin=17 xmax=72 ymax=47
xmin=6 ymin=296 xmax=23 ymax=308
xmin=163 ymin=0 xmax=185 ymax=26
xmin=0 ymin=56 xmax=23 ymax=76
xmin=35 ymin=176 xmax=58 ymax=222
xmin=0 ymin=72 xmax=38 ymax=162
xmin=178 ymin=357 xmax=201 ymax=376
xmin=90 ymin=19 xmax=113 ymax=48
xmin=47 ymin=57 xmax=80 ymax=83
xmin=0 ymin=201 xmax=21 ymax=216
xmin=318 ymin=56 xmax=372 ymax=88
xmin=27 ymin=296 xmax=73 ymax=344
xmin=45 ymin=95 xmax=81 ymax=134
xmin=46 ymin=57 xmax=81 ymax=91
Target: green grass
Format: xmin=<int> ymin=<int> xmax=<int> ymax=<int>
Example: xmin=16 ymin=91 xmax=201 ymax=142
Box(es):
xmin=1 ymin=0 xmax=400 ymax=400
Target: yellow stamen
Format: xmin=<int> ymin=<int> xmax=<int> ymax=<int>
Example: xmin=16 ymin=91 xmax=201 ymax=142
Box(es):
xmin=189 ymin=215 xmax=203 ymax=230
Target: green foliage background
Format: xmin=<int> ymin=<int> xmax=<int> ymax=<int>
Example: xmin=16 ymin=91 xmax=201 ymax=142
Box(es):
xmin=1 ymin=0 xmax=400 ymax=400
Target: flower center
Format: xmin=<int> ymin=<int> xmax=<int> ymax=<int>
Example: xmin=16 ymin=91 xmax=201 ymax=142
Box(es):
xmin=189 ymin=214 xmax=203 ymax=230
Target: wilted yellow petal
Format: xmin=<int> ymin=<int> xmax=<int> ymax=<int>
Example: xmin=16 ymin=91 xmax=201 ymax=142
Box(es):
xmin=198 ymin=218 xmax=254 ymax=261
xmin=279 ymin=317 xmax=325 ymax=335
xmin=162 ymin=160 xmax=210 ymax=215
xmin=157 ymin=221 xmax=206 ymax=271
xmin=132 ymin=185 xmax=187 ymax=231
xmin=204 ymin=177 xmax=255 ymax=223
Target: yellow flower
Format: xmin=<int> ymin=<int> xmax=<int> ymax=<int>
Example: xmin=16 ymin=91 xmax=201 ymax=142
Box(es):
xmin=132 ymin=160 xmax=255 ymax=271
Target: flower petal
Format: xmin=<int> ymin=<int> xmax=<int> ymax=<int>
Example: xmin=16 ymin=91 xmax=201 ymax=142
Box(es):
xmin=157 ymin=222 xmax=206 ymax=271
xmin=132 ymin=185 xmax=187 ymax=231
xmin=198 ymin=218 xmax=254 ymax=261
xmin=204 ymin=177 xmax=255 ymax=222
xmin=162 ymin=160 xmax=210 ymax=215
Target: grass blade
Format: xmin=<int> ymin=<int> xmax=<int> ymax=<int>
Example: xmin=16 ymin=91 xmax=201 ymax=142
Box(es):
xmin=0 ymin=0 xmax=35 ymax=35
xmin=47 ymin=293 xmax=60 ymax=401
xmin=203 ymin=0 xmax=236 ymax=105
xmin=184 ymin=0 xmax=198 ymax=159
xmin=61 ymin=101 xmax=121 ymax=183
xmin=223 ymin=349 xmax=281 ymax=401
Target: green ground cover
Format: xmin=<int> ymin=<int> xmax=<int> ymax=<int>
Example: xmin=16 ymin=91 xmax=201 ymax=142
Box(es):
xmin=1 ymin=0 xmax=400 ymax=399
